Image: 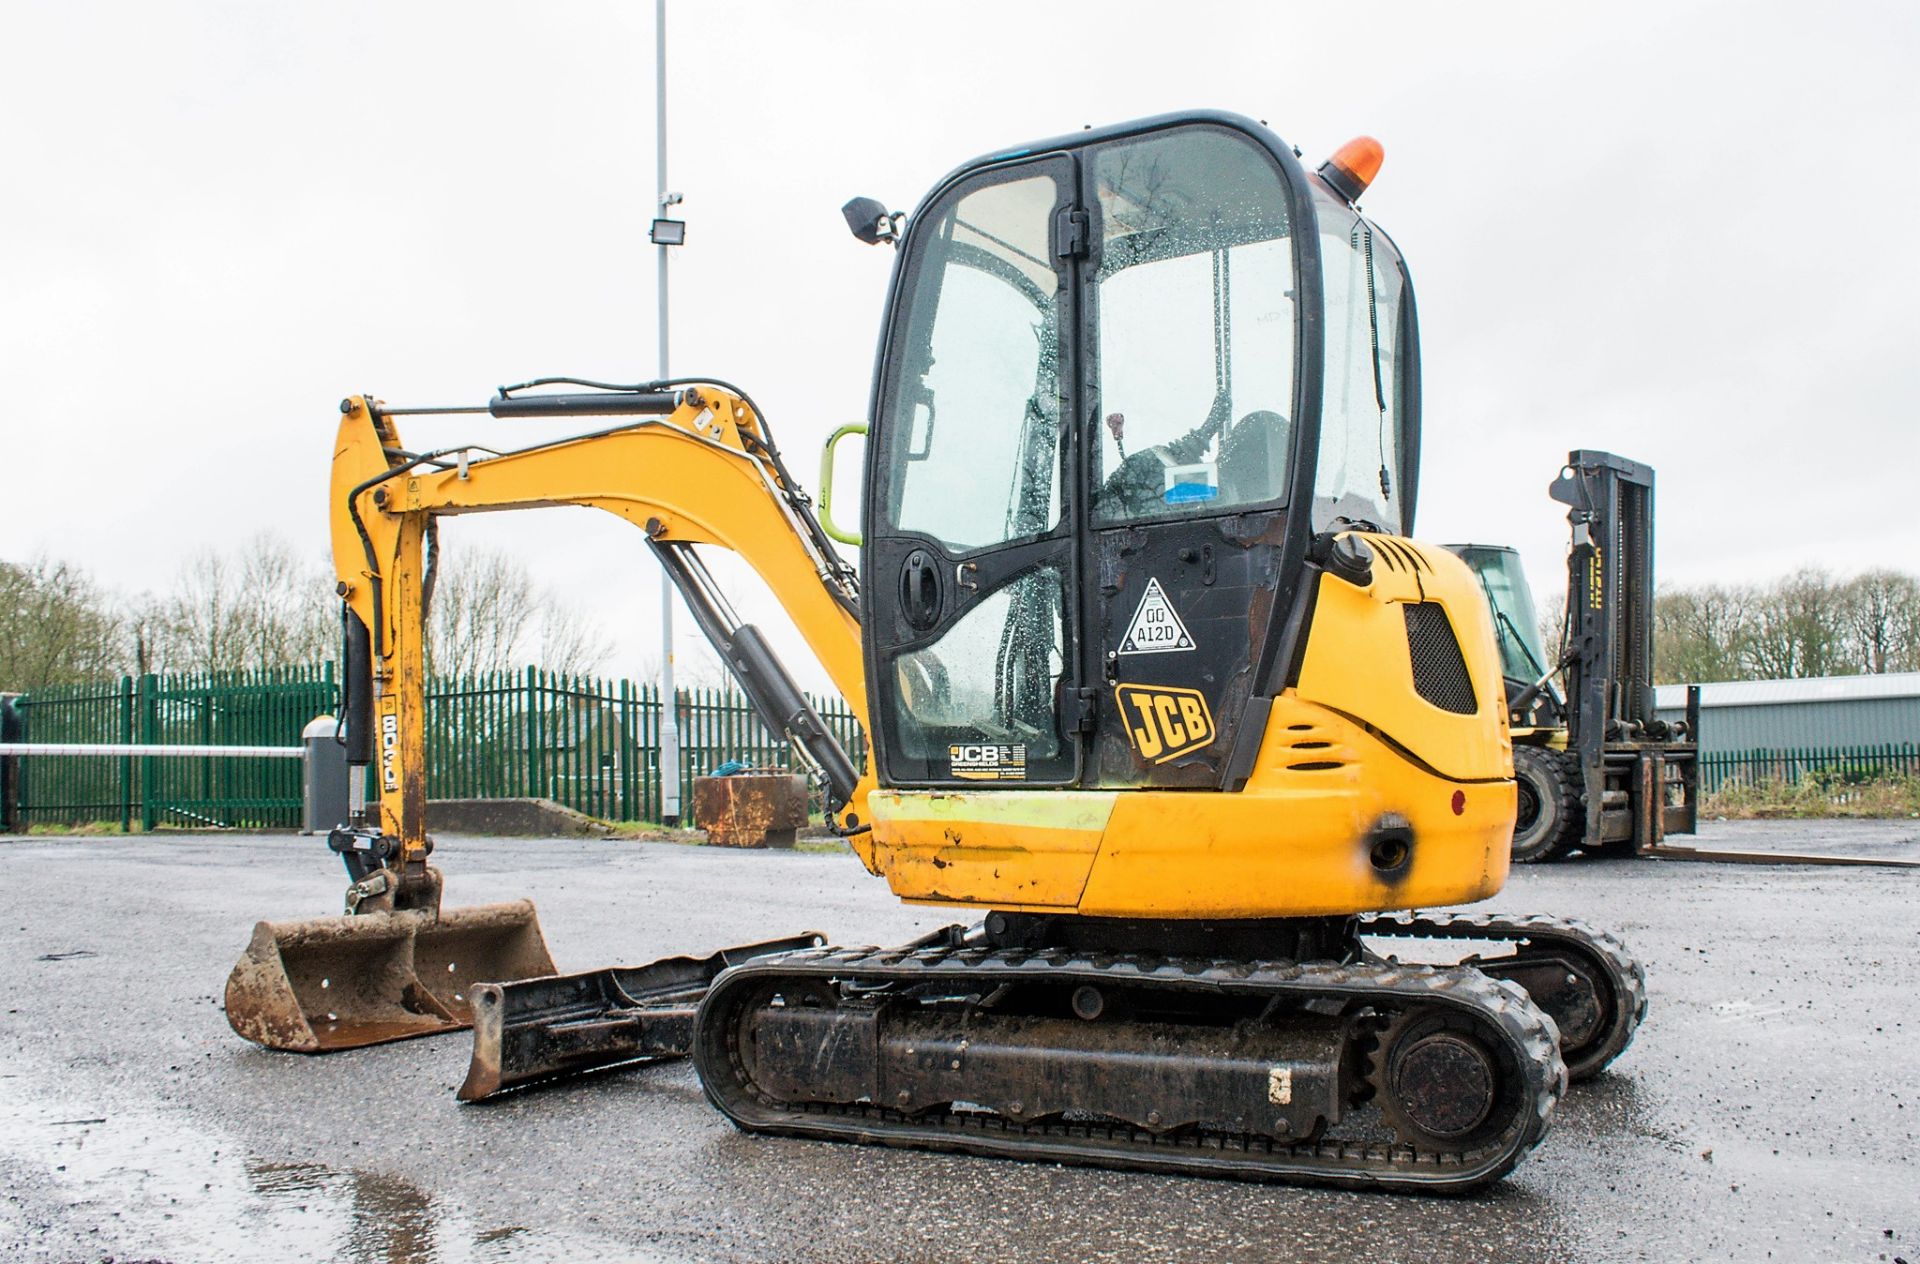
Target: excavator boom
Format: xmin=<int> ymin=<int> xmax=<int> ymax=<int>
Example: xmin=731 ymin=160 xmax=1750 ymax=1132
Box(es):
xmin=226 ymin=382 xmax=877 ymax=1053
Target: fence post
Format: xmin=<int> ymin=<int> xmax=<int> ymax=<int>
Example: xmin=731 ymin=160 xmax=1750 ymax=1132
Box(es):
xmin=0 ymin=693 xmax=21 ymax=833
xmin=524 ymin=665 xmax=539 ymax=799
xmin=118 ymin=675 xmax=134 ymax=833
xmin=199 ymin=679 xmax=214 ymax=818
xmin=644 ymin=682 xmax=659 ymax=822
xmin=138 ymin=673 xmax=158 ymax=831
xmin=616 ymin=678 xmax=630 ymax=820
xmin=676 ymin=686 xmax=688 ymax=822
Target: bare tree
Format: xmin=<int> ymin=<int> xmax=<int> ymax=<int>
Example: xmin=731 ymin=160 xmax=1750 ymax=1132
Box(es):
xmin=1898 ymin=590 xmax=1920 ymax=675
xmin=1654 ymin=583 xmax=1756 ymax=684
xmin=1840 ymin=569 xmax=1920 ymax=674
xmin=235 ymin=537 xmax=335 ymax=667
xmin=1744 ymin=568 xmax=1853 ymax=680
xmin=0 ymin=556 xmax=127 ymax=690
xmin=1654 ymin=569 xmax=1920 ymax=683
xmin=1534 ymin=587 xmax=1566 ymax=667
xmin=532 ymin=602 xmax=616 ymax=679
xmin=425 ymin=545 xmax=611 ymax=678
xmin=668 ymin=642 xmax=731 ymax=689
xmin=424 ymin=548 xmax=535 ymax=679
xmin=145 ymin=535 xmax=333 ymax=674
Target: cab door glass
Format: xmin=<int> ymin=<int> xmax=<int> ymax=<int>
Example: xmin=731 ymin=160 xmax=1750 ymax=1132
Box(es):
xmin=890 ymin=565 xmax=1065 ymax=768
xmin=1092 ymin=129 xmax=1297 ymax=522
xmin=880 ymin=173 xmax=1065 ymax=553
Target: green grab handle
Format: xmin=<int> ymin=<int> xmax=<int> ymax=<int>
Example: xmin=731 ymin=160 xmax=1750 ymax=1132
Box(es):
xmin=818 ymin=423 xmax=869 ymax=546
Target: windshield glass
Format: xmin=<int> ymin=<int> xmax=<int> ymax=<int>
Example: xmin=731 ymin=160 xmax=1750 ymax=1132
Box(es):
xmin=1454 ymin=546 xmax=1551 ymax=681
xmin=1312 ymin=187 xmax=1406 ymax=533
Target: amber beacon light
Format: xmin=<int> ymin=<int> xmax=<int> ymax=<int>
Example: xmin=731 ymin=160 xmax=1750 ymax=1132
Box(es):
xmin=1316 ymin=136 xmax=1385 ymax=203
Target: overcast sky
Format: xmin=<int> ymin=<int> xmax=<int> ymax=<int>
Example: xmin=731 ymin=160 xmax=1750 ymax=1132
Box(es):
xmin=4 ymin=1 xmax=1916 ymax=693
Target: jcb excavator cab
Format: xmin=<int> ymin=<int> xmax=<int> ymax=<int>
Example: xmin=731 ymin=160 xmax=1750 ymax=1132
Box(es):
xmin=864 ymin=113 xmax=1420 ymax=793
xmin=840 ymin=113 xmax=1523 ymax=924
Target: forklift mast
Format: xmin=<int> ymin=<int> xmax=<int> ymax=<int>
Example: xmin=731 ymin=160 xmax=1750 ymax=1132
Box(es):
xmin=1553 ymin=450 xmax=1656 ymax=751
xmin=1549 ymin=450 xmax=1698 ymax=851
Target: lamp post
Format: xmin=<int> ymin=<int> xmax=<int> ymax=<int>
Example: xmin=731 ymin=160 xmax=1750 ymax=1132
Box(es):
xmin=649 ymin=0 xmax=686 ymax=825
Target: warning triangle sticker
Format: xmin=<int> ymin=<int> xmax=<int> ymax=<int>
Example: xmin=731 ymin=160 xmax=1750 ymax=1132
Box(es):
xmin=1118 ymin=577 xmax=1194 ymax=655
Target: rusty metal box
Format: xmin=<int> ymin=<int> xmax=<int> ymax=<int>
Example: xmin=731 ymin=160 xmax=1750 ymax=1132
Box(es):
xmin=692 ymin=772 xmax=808 ymax=848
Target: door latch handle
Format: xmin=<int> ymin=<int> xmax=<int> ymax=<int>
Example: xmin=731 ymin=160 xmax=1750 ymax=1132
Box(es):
xmin=900 ymin=549 xmax=942 ymax=631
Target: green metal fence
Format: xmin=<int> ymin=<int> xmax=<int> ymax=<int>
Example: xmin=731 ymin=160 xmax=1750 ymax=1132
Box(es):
xmin=4 ymin=677 xmax=130 ymax=828
xmin=423 ymin=667 xmax=866 ymax=823
xmin=5 ymin=665 xmax=866 ymax=830
xmin=1698 ymin=743 xmax=1919 ymax=795
xmin=6 ymin=667 xmax=336 ymax=830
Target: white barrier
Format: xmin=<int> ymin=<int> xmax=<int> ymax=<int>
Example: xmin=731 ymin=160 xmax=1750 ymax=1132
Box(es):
xmin=0 ymin=744 xmax=302 ymax=759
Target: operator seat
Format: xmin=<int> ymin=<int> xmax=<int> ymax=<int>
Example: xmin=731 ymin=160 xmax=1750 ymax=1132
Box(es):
xmin=1219 ymin=409 xmax=1288 ymax=506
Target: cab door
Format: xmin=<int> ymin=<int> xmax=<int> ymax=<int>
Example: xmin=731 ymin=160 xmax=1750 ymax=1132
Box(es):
xmin=1080 ymin=125 xmax=1308 ymax=789
xmin=863 ymin=155 xmax=1085 ymax=788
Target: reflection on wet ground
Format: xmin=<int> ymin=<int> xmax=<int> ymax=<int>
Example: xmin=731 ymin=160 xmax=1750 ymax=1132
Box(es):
xmin=0 ymin=1058 xmax=646 ymax=1263
xmin=245 ymin=1162 xmax=438 ymax=1264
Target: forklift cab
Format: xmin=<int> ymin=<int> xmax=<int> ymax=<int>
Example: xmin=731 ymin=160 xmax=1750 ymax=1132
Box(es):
xmin=1442 ymin=543 xmax=1565 ymax=728
xmin=858 ymin=111 xmax=1423 ymax=791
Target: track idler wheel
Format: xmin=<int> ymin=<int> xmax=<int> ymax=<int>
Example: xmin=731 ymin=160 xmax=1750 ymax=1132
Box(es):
xmin=1375 ymin=1009 xmax=1524 ymax=1151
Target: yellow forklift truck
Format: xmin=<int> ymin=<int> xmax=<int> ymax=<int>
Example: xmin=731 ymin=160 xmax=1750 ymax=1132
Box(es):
xmin=1448 ymin=455 xmax=1915 ymax=869
xmin=1446 ymin=452 xmax=1699 ymax=863
xmin=226 ymin=112 xmax=1647 ymax=1192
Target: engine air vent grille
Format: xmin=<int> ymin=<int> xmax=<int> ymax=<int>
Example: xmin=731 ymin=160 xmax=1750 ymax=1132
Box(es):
xmin=1403 ymin=602 xmax=1478 ymax=715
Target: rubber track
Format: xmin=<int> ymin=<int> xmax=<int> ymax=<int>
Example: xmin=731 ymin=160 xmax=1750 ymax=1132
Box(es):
xmin=1359 ymin=911 xmax=1648 ymax=1081
xmin=694 ymin=944 xmax=1568 ymax=1193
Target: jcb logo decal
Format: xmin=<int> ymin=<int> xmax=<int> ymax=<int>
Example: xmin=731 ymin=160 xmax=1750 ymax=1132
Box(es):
xmin=1114 ymin=685 xmax=1215 ymax=764
xmin=378 ymin=695 xmax=401 ymax=792
xmin=948 ymin=743 xmax=1028 ymax=781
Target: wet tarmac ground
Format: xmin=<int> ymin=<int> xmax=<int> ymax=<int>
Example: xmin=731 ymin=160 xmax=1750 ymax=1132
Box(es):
xmin=1 ymin=819 xmax=1915 ymax=1263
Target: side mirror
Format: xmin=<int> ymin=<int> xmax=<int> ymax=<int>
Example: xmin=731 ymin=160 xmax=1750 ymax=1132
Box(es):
xmin=841 ymin=196 xmax=903 ymax=247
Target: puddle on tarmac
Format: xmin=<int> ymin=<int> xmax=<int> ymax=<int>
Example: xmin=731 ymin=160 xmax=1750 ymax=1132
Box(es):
xmin=0 ymin=1060 xmax=652 ymax=1263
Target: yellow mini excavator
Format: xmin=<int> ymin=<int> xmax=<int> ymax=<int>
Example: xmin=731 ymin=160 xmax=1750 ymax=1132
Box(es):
xmin=227 ymin=111 xmax=1646 ymax=1192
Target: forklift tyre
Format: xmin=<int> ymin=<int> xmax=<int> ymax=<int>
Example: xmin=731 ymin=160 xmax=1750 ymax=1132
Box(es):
xmin=1510 ymin=745 xmax=1581 ymax=864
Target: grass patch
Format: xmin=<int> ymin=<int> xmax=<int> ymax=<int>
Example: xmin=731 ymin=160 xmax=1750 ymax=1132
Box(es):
xmin=593 ymin=821 xmax=705 ymax=843
xmin=584 ymin=817 xmax=852 ymax=853
xmin=1704 ymin=773 xmax=1920 ymax=820
xmin=19 ymin=820 xmax=130 ymax=836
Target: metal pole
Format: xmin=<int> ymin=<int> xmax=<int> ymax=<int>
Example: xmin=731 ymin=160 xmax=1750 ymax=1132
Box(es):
xmin=655 ymin=0 xmax=682 ymax=825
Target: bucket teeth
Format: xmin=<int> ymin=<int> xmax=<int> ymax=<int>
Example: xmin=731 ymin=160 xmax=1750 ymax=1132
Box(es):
xmin=224 ymin=901 xmax=555 ymax=1052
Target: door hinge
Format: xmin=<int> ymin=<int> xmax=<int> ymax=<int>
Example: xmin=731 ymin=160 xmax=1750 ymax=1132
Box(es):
xmin=1067 ymin=686 xmax=1099 ymax=733
xmin=1054 ymin=208 xmax=1090 ymax=260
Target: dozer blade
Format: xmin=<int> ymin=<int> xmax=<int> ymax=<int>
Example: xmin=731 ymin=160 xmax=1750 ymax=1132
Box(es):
xmin=458 ymin=932 xmax=824 ymax=1101
xmin=225 ymin=900 xmax=556 ymax=1053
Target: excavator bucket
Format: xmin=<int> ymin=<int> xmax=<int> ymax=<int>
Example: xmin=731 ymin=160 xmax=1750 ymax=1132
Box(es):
xmin=225 ymin=900 xmax=555 ymax=1053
